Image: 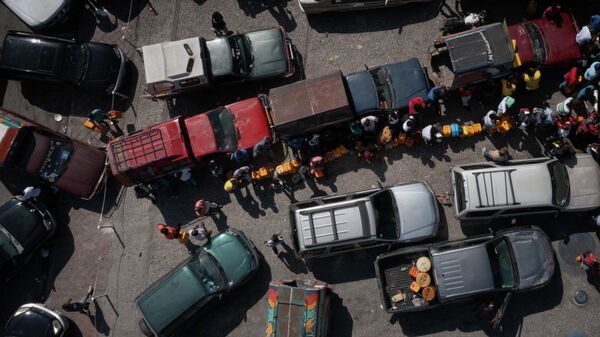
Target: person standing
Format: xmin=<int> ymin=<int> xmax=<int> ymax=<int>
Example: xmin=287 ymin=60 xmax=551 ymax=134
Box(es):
xmin=230 ymin=149 xmax=249 ymax=164
xmin=233 ymin=166 xmax=253 ymax=184
xmin=360 ymin=115 xmax=379 ymax=132
xmin=421 ymin=124 xmax=442 ymax=145
xmin=483 ymin=110 xmax=499 ymax=129
xmin=408 ymin=96 xmax=426 ymax=115
xmin=543 ymin=5 xmax=563 ymax=26
xmin=482 ymin=147 xmax=510 ymax=163
xmin=189 ymin=222 xmax=213 ymax=245
xmin=157 ymin=223 xmax=179 ymax=240
xmin=287 ymin=137 xmax=305 ymax=161
xmin=194 ymin=199 xmax=222 ymax=217
xmin=88 ymin=108 xmax=111 ymax=127
xmin=62 ymin=286 xmax=94 ymax=315
xmin=497 ymin=96 xmax=516 ymax=117
xmin=210 ymin=11 xmax=230 ymax=36
xmin=253 ymin=136 xmax=274 ymax=161
xmin=584 ymin=62 xmax=600 ymax=82
xmin=265 ymin=234 xmax=285 ymax=255
xmin=458 ymin=86 xmax=473 ymax=109
xmin=174 ymin=167 xmax=198 ymax=187
xmin=17 ymin=186 xmax=41 ymax=201
xmin=500 ymin=78 xmax=517 ymax=97
xmin=224 ymin=177 xmax=240 ymax=193
xmin=559 ymin=66 xmax=581 ymax=94
xmin=523 ymin=68 xmax=541 ymax=91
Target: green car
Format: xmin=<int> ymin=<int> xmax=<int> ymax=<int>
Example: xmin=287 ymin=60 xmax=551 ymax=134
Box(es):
xmin=136 ymin=229 xmax=260 ymax=337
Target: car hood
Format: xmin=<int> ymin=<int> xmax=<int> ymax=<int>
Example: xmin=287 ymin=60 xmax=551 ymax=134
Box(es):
xmin=564 ymin=155 xmax=600 ymax=210
xmin=2 ymin=0 xmax=66 ymax=26
xmin=390 ymin=182 xmax=439 ymax=241
xmin=206 ymin=37 xmax=234 ymax=78
xmin=383 ymin=58 xmax=429 ymax=110
xmin=344 ymin=70 xmax=378 ymax=116
xmin=504 ymin=228 xmax=555 ymax=289
xmin=54 ymin=141 xmax=106 ymax=199
xmin=226 ymin=97 xmax=271 ymax=150
xmin=246 ymin=29 xmax=288 ymax=79
xmin=205 ymin=232 xmax=254 ymax=286
xmin=432 ymin=244 xmax=495 ymax=299
xmin=80 ymin=43 xmax=121 ymax=92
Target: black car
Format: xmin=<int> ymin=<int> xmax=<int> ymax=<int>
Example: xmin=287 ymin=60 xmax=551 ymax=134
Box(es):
xmin=0 ymin=197 xmax=56 ymax=281
xmin=0 ymin=31 xmax=127 ymax=95
xmin=3 ymin=303 xmax=69 ymax=337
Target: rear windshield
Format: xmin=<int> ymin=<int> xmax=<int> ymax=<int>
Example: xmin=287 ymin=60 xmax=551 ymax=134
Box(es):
xmin=369 ymin=67 xmax=394 ymax=109
xmin=454 ymin=172 xmax=466 ymax=212
xmin=548 ymin=161 xmax=569 ymax=207
xmin=523 ymin=22 xmax=547 ymax=64
xmin=206 ymin=108 xmax=237 ymax=152
xmin=372 ymin=190 xmax=398 ymax=239
xmin=487 ymin=238 xmax=515 ymax=289
xmin=38 ymin=139 xmax=73 ymax=183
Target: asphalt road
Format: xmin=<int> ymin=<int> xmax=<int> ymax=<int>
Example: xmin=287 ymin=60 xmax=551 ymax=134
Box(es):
xmin=1 ymin=1 xmax=600 ymax=337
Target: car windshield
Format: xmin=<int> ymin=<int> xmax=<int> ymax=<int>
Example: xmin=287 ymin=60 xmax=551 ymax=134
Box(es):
xmin=523 ymin=22 xmax=548 ymax=64
xmin=369 ymin=67 xmax=394 ymax=109
xmin=38 ymin=139 xmax=74 ymax=183
xmin=548 ymin=161 xmax=570 ymax=207
xmin=206 ymin=108 xmax=237 ymax=152
xmin=229 ymin=35 xmax=251 ymax=76
xmin=190 ymin=253 xmax=227 ymax=291
xmin=61 ymin=44 xmax=87 ymax=83
xmin=487 ymin=238 xmax=516 ymax=289
xmin=0 ymin=230 xmax=18 ymax=265
xmin=372 ymin=190 xmax=399 ymax=239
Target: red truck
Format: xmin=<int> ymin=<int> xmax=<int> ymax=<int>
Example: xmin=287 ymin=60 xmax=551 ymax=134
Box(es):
xmin=0 ymin=108 xmax=107 ymax=199
xmin=107 ymin=97 xmax=271 ymax=186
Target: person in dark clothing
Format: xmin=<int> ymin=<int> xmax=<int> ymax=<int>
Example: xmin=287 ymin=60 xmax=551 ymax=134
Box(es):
xmin=210 ymin=11 xmax=230 ymax=36
xmin=265 ymin=234 xmax=284 ymax=255
xmin=134 ymin=184 xmax=156 ymax=204
xmin=62 ymin=286 xmax=94 ymax=315
xmin=547 ymin=137 xmax=576 ymax=159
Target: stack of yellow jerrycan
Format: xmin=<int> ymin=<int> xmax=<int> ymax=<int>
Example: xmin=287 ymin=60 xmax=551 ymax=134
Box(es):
xmin=251 ymin=167 xmax=273 ymax=181
xmin=441 ymin=123 xmax=483 ymax=138
xmin=275 ymin=160 xmax=301 ymax=176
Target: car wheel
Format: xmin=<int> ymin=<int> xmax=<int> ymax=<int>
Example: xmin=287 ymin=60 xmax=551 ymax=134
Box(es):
xmin=138 ymin=319 xmax=153 ymax=337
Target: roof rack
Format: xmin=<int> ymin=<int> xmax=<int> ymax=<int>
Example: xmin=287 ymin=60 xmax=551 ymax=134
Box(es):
xmin=110 ymin=129 xmax=168 ymax=172
xmin=473 ymin=169 xmax=520 ymax=208
xmin=302 ymin=208 xmax=341 ymax=246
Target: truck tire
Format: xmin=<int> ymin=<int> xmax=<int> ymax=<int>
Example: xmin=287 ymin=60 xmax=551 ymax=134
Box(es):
xmin=138 ymin=319 xmax=153 ymax=337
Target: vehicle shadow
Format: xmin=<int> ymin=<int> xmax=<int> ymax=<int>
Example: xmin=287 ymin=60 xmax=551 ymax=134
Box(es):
xmin=182 ymin=254 xmax=272 ymax=337
xmin=330 ymin=291 xmax=354 ymax=337
xmin=236 ymin=0 xmax=297 ymax=32
xmin=391 ymin=261 xmax=563 ymax=336
xmin=308 ymin=249 xmax=382 ymax=284
xmin=306 ymin=1 xmax=441 ymax=34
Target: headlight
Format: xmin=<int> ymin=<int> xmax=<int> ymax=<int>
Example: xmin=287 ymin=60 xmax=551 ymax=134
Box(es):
xmin=13 ymin=307 xmax=29 ymax=316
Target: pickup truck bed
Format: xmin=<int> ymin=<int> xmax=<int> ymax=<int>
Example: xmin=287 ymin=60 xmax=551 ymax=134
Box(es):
xmin=376 ymin=249 xmax=439 ymax=313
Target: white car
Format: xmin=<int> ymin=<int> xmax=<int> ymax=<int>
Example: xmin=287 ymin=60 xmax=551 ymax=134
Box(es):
xmin=298 ymin=0 xmax=432 ymax=14
xmin=2 ymin=0 xmax=72 ymax=29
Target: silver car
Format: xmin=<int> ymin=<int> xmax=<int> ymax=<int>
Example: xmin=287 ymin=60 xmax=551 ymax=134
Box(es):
xmin=289 ymin=181 xmax=440 ymax=258
xmin=299 ymin=0 xmax=432 ymax=14
xmin=451 ymin=154 xmax=600 ymax=221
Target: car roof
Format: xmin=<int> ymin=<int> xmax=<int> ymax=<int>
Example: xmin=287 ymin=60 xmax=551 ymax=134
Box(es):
xmin=294 ymin=198 xmax=376 ymax=250
xmin=205 ymin=37 xmax=234 ymax=78
xmin=0 ymin=33 xmax=67 ymax=75
xmin=142 ymin=37 xmax=206 ymax=84
xmin=444 ymin=22 xmax=515 ymax=74
xmin=432 ymin=242 xmax=495 ymax=299
xmin=459 ymin=161 xmax=553 ymax=211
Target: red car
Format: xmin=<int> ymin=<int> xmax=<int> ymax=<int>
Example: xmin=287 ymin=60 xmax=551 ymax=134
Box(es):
xmin=0 ymin=108 xmax=107 ymax=199
xmin=107 ymin=97 xmax=271 ymax=186
xmin=507 ymin=12 xmax=581 ymax=66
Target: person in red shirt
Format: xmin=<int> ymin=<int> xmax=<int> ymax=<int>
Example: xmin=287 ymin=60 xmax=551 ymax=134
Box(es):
xmin=559 ymin=67 xmax=581 ymax=94
xmin=543 ymin=5 xmax=563 ymax=26
xmin=458 ymin=85 xmax=473 ymax=109
xmin=408 ymin=96 xmax=426 ymax=115
xmin=157 ymin=223 xmax=178 ymax=240
xmin=577 ymin=251 xmax=600 ymax=275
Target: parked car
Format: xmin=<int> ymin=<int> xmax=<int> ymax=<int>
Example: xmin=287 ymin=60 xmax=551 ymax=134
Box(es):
xmin=451 ymin=154 xmax=600 ymax=221
xmin=344 ymin=58 xmax=430 ymax=116
xmin=3 ymin=303 xmax=69 ymax=337
xmin=0 ymin=31 xmax=127 ymax=96
xmin=0 ymin=108 xmax=107 ymax=199
xmin=265 ymin=71 xmax=354 ymax=140
xmin=430 ymin=13 xmax=580 ymax=89
xmin=143 ymin=27 xmax=295 ymax=99
xmin=265 ymin=279 xmax=331 ymax=337
xmin=107 ymin=97 xmax=270 ymax=186
xmin=298 ymin=0 xmax=432 ymax=14
xmin=374 ymin=226 xmax=555 ymax=313
xmin=1 ymin=0 xmax=72 ymax=30
xmin=0 ymin=197 xmax=56 ymax=282
xmin=135 ymin=229 xmax=259 ymax=337
xmin=289 ymin=181 xmax=440 ymax=259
